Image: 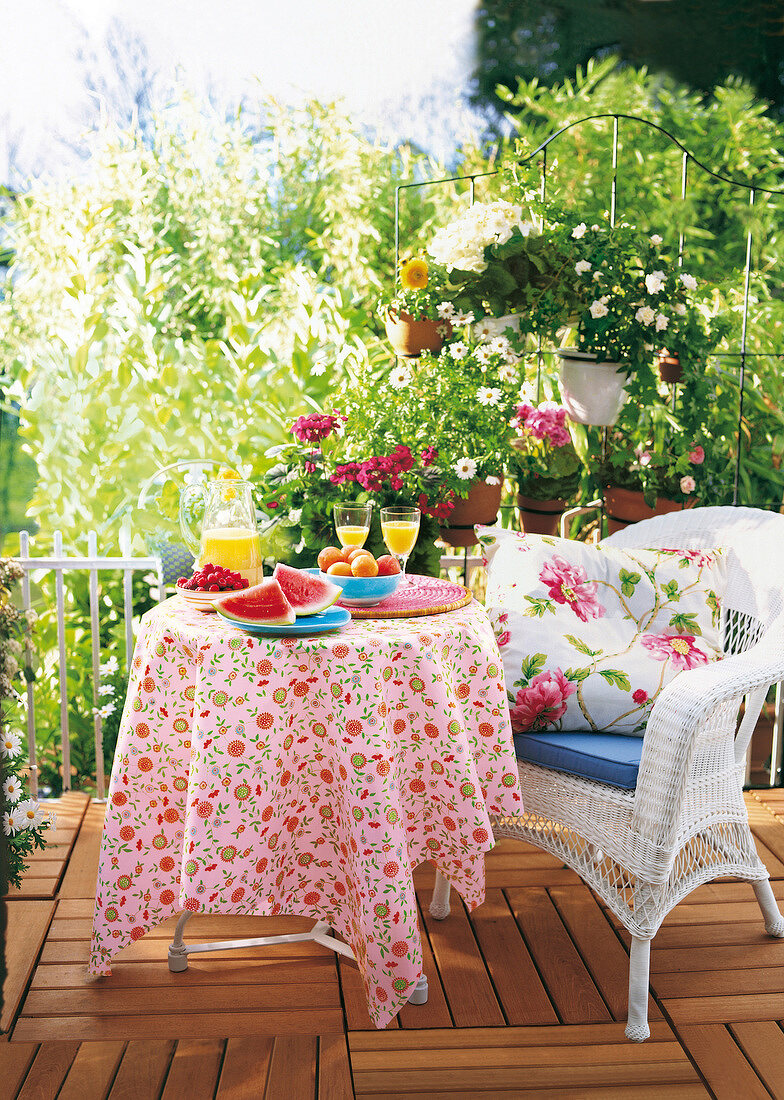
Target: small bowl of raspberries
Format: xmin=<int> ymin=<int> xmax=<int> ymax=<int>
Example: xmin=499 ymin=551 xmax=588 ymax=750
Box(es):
xmin=176 ymin=563 xmax=250 ymax=611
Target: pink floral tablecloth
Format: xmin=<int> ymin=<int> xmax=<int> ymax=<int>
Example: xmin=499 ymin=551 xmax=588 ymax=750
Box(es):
xmin=90 ymin=594 xmax=522 ymax=1027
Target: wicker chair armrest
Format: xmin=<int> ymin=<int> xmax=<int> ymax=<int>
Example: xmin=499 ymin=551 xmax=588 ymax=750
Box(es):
xmin=629 ymin=629 xmax=784 ymax=876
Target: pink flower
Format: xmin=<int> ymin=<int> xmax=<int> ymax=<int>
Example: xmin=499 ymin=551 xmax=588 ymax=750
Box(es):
xmin=689 ymin=446 xmax=705 ymax=465
xmin=632 ymin=689 xmax=648 ymax=705
xmin=539 ymin=555 xmax=606 ymax=623
xmin=510 ymin=669 xmax=576 ymax=732
xmin=496 ymin=630 xmax=511 ymax=648
xmin=680 ymin=475 xmax=696 ymax=494
xmin=638 ymin=451 xmax=652 ymax=468
xmin=640 ymin=633 xmax=710 ymax=671
xmin=659 ymin=548 xmax=715 ymax=568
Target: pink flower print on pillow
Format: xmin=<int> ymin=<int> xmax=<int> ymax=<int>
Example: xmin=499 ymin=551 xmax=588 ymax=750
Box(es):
xmin=510 ymin=669 xmax=576 ymax=732
xmin=640 ymin=633 xmax=710 ymax=671
xmin=538 ymin=555 xmax=606 ymax=623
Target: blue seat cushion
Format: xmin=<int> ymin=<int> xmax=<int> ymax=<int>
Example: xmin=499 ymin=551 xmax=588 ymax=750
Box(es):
xmin=513 ymin=731 xmax=643 ymax=791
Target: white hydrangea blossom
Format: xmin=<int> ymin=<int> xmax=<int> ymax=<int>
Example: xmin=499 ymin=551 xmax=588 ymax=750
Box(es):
xmin=428 ymin=200 xmax=531 ymax=274
xmin=674 ymin=302 xmax=687 ymax=316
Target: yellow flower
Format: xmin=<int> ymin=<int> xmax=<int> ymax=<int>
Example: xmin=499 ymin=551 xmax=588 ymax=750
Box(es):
xmin=400 ymin=258 xmax=428 ymax=290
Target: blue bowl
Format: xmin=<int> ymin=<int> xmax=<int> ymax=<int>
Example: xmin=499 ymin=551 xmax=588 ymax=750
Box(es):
xmin=309 ymin=567 xmax=402 ymax=607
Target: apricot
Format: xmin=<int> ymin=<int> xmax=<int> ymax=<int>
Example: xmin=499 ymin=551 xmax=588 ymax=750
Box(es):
xmin=351 ymin=554 xmax=379 ymax=577
xmin=339 ymin=546 xmax=356 ymax=563
xmin=327 ymin=561 xmax=353 ymax=576
xmin=317 ymin=546 xmax=344 ymax=572
xmin=347 ymin=547 xmax=373 ymax=563
xmin=376 ymin=554 xmax=401 ymax=576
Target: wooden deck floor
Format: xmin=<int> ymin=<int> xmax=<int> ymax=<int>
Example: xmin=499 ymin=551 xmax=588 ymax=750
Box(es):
xmin=3 ymin=790 xmax=784 ymax=1098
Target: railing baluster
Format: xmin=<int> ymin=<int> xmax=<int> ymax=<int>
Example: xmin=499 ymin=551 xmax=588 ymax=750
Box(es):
xmin=53 ymin=531 xmax=71 ymax=791
xmin=610 ymin=116 xmax=619 ymax=228
xmin=678 ymin=151 xmax=688 ymax=265
xmin=88 ymin=531 xmax=105 ymax=801
xmin=733 ymin=188 xmax=755 ymax=507
xmin=18 ymin=531 xmax=38 ymax=801
xmin=119 ymin=531 xmax=134 ymax=671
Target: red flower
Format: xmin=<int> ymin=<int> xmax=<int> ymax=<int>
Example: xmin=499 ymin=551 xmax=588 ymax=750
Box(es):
xmin=510 ymin=669 xmax=576 ymax=732
xmin=640 ymin=633 xmax=710 ymax=671
xmin=539 ymin=556 xmax=606 ymax=623
xmin=138 ymin=757 xmax=153 ymax=772
xmin=227 ymin=740 xmax=245 ymax=757
xmin=160 ymin=889 xmax=175 ymax=906
xmin=383 ymin=861 xmax=399 ymax=878
xmin=256 ymin=713 xmax=274 ymax=729
xmin=196 ymin=800 xmax=213 ymax=819
xmin=231 ymin=888 xmax=245 ymax=903
xmin=632 ymin=689 xmax=649 ymax=705
xmin=303 ymin=891 xmax=320 ymax=905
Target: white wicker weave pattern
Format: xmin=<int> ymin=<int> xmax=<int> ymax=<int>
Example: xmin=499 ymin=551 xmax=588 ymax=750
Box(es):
xmin=431 ymin=507 xmax=784 ymax=1041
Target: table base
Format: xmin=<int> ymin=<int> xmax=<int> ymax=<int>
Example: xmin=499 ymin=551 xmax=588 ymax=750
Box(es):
xmin=166 ymin=911 xmax=430 ymax=1006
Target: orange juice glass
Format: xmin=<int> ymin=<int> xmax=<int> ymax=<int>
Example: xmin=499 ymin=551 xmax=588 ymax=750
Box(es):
xmin=198 ymin=527 xmax=263 ymax=586
xmin=380 ymin=506 xmax=420 ymax=583
xmin=334 ymin=503 xmax=373 ymax=549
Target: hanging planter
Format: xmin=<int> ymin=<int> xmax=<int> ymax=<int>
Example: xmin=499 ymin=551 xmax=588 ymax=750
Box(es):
xmin=556 ymin=349 xmax=630 ymax=426
xmin=439 ymin=479 xmax=503 ymax=548
xmin=384 ymin=310 xmax=450 ymax=358
xmin=516 ymin=494 xmax=566 ymax=537
xmin=603 ymin=486 xmax=693 ymax=536
xmin=657 ymin=350 xmax=683 ymax=384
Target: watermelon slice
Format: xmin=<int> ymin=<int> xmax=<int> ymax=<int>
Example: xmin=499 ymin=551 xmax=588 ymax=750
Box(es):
xmin=273 ymin=563 xmax=341 ymax=616
xmin=213 ymin=578 xmax=295 ymax=626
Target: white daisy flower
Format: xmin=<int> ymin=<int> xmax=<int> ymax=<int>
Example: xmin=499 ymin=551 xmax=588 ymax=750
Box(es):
xmin=650 ymin=234 xmax=663 ymax=245
xmin=477 ymin=386 xmax=503 ymax=406
xmin=592 ymin=271 xmax=603 ymax=282
xmin=680 ymin=273 xmax=698 ymax=291
xmin=389 ymin=366 xmax=412 ymax=390
xmin=0 ymin=731 xmax=21 ymax=759
xmin=3 ymin=810 xmax=20 ymax=836
xmin=519 ymin=381 xmax=536 ymax=402
xmin=498 ymin=361 xmax=518 ymax=383
xmin=489 ymin=335 xmax=511 ymax=356
xmin=475 ymin=345 xmax=494 ymax=366
xmin=635 ymin=305 xmax=656 ymax=326
xmin=484 ymin=475 xmax=501 ymax=486
xmin=575 ymin=260 xmax=592 ymax=275
xmin=16 ymin=798 xmax=46 ymax=829
xmin=674 ymin=302 xmax=687 ymax=315
xmin=589 ymin=300 xmax=609 ymax=319
xmin=310 ymin=361 xmax=327 ymax=377
xmin=3 ymin=776 xmax=23 ymax=803
xmin=450 ymin=341 xmax=469 ymax=359
xmin=101 ymin=656 xmax=119 ymax=675
xmin=452 ymin=309 xmax=475 ymax=325
xmin=437 ymin=301 xmax=455 ymax=320
xmin=655 ymin=313 xmax=669 ymax=331
xmin=645 ymin=270 xmax=666 ymax=294
xmin=454 ymin=457 xmax=477 ymax=481
xmin=572 ymin=223 xmax=587 ymax=239
xmin=98 ymin=682 xmax=115 ymax=696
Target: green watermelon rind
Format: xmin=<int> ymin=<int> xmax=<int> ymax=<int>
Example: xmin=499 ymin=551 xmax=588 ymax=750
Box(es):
xmin=212 ymin=579 xmax=295 ymax=626
xmin=272 ymin=563 xmax=341 ymax=616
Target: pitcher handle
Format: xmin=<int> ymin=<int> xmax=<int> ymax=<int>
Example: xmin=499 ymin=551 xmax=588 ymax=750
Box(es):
xmin=179 ymin=483 xmax=205 ymax=556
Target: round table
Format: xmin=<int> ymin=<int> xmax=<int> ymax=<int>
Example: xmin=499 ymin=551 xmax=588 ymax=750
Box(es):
xmin=90 ymin=594 xmax=522 ymax=1027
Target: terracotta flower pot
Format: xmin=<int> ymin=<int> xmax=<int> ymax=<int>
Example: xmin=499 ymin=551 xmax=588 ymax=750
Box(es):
xmin=603 ymin=486 xmax=693 ymax=536
xmin=439 ymin=479 xmax=503 ymax=548
xmin=384 ymin=311 xmax=450 ymax=358
xmin=516 ymin=494 xmax=566 ymax=537
xmin=657 ymin=350 xmax=683 ymax=383
xmin=556 ymin=348 xmax=629 ymax=426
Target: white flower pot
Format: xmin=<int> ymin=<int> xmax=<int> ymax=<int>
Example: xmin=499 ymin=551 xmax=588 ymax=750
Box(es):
xmin=556 ymin=348 xmax=629 ymax=426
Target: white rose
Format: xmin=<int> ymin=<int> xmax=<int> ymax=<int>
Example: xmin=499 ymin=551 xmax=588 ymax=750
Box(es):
xmin=680 ymin=273 xmax=698 ymax=291
xmin=589 ymin=300 xmax=609 ymax=319
xmin=635 ymin=305 xmax=656 ymax=326
xmin=575 ymin=260 xmax=592 ymax=275
xmin=645 ymin=270 xmax=666 ymax=294
xmin=572 ymin=223 xmax=587 ymax=239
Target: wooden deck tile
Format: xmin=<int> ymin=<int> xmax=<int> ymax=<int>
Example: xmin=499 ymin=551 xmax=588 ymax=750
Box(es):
xmin=0 ymin=1042 xmax=38 ymax=1100
xmin=215 ymin=1037 xmax=273 ymax=1097
xmin=59 ymin=801 xmax=110 ymax=899
xmin=15 ymin=1041 xmax=80 ymax=1100
xmin=57 ymin=1041 xmax=126 ymax=1100
xmin=396 ymin=898 xmax=452 ymax=1030
xmin=676 ymin=1024 xmax=771 ymax=1099
xmin=159 ymin=1039 xmax=224 ymax=1100
xmin=106 ymin=1039 xmax=174 ymax=1099
xmin=730 ymin=1021 xmax=784 ymax=1100
xmin=1 ymin=901 xmax=56 ymax=1034
xmin=317 ymin=1035 xmax=354 ymax=1100
xmin=265 ymin=1035 xmax=317 ymax=1098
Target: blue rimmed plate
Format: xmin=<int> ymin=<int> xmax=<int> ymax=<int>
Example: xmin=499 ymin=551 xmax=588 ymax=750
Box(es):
xmin=216 ymin=605 xmax=351 ymax=636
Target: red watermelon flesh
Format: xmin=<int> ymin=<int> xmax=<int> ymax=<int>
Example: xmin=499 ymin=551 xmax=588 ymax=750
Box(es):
xmin=213 ymin=578 xmax=295 ymax=625
xmin=273 ymin=563 xmax=340 ymax=616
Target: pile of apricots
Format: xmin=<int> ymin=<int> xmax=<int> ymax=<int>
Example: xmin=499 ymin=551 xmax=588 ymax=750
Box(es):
xmin=317 ymin=545 xmax=402 ymax=578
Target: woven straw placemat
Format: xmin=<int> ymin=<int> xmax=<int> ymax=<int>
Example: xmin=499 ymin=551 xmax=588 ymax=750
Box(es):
xmin=342 ymin=575 xmax=472 ymax=619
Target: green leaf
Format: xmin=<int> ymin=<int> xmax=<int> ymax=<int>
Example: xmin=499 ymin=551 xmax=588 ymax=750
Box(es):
xmin=598 ymin=669 xmax=631 ymax=690
xmin=524 ymin=596 xmax=556 ymax=618
xmin=618 ymin=568 xmax=641 ymax=597
xmin=669 ymin=611 xmax=701 ymax=635
xmin=661 ymin=580 xmax=681 ymax=602
xmin=564 ymin=666 xmax=591 ymax=682
xmin=564 ymin=633 xmax=603 ymax=657
xmin=518 ymin=653 xmax=547 ymax=685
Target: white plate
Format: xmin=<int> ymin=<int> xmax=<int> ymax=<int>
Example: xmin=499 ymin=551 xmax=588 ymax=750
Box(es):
xmin=175 ymin=588 xmax=223 ymax=612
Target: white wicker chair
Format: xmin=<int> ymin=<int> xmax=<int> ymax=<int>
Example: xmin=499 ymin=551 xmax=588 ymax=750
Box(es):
xmin=430 ymin=506 xmax=784 ymax=1040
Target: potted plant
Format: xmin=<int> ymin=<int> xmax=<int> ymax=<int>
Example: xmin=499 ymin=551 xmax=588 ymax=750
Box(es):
xmin=510 ymin=398 xmax=582 ymax=534
xmin=340 ymin=322 xmax=523 ymax=547
xmin=377 ymin=257 xmax=453 ymax=357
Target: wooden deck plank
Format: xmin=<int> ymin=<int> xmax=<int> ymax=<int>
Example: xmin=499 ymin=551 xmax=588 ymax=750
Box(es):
xmin=12 ymin=1008 xmax=345 ymax=1041
xmin=651 ymin=943 xmax=784 ymax=973
xmin=348 ymin=1020 xmax=677 ymax=1050
xmin=419 ymin=894 xmax=505 ymax=1028
xmin=664 ymin=993 xmax=784 ymax=1025
xmin=159 ymin=1039 xmax=224 ymax=1100
xmin=351 ymin=1061 xmax=699 ymax=1093
xmin=15 ymin=1041 xmax=81 ymax=1100
xmin=654 ymin=967 xmax=784 ymax=997
xmin=106 ymin=1040 xmax=174 ymax=1100
xmin=506 ymin=888 xmax=611 ymax=1025
xmin=730 ymin=1021 xmax=784 ymax=1100
xmin=675 ymin=1024 xmax=771 ymax=1100
xmin=265 ymin=1036 xmax=317 ymax=1099
xmin=360 ymin=1088 xmax=709 ymax=1100
xmin=1 ymin=901 xmax=56 ymax=1034
xmin=57 ymin=1041 xmax=126 ymax=1100
xmin=0 ymin=1042 xmax=38 ymax=1100
xmin=466 ymin=888 xmax=557 ymax=1025
xmin=318 ymin=1035 xmax=354 ymax=1100
xmin=215 ymin=1037 xmax=273 ymax=1098
xmin=60 ymin=801 xmax=109 ymax=900
xmin=29 ymin=959 xmax=335 ymax=990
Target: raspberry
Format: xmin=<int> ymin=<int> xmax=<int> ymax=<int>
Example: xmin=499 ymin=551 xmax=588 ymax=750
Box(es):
xmin=209 ymin=584 xmax=219 ymax=591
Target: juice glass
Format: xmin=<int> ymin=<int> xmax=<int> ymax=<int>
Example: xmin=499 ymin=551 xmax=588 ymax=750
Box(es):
xmin=198 ymin=527 xmax=263 ymax=586
xmin=380 ymin=506 xmax=420 ymax=583
xmin=334 ymin=503 xmax=373 ymax=549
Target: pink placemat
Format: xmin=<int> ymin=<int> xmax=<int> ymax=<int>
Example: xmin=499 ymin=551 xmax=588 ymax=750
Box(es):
xmin=341 ymin=575 xmax=472 ymax=618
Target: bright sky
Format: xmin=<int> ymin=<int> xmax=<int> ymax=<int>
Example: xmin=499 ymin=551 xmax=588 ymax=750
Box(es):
xmin=0 ymin=0 xmax=479 ymax=181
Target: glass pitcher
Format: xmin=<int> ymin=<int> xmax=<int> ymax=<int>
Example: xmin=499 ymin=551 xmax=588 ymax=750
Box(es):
xmin=179 ymin=479 xmax=263 ymax=586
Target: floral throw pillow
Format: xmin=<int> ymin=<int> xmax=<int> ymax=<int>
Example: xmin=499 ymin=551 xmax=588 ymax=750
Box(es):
xmin=478 ymin=527 xmax=727 ymax=736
